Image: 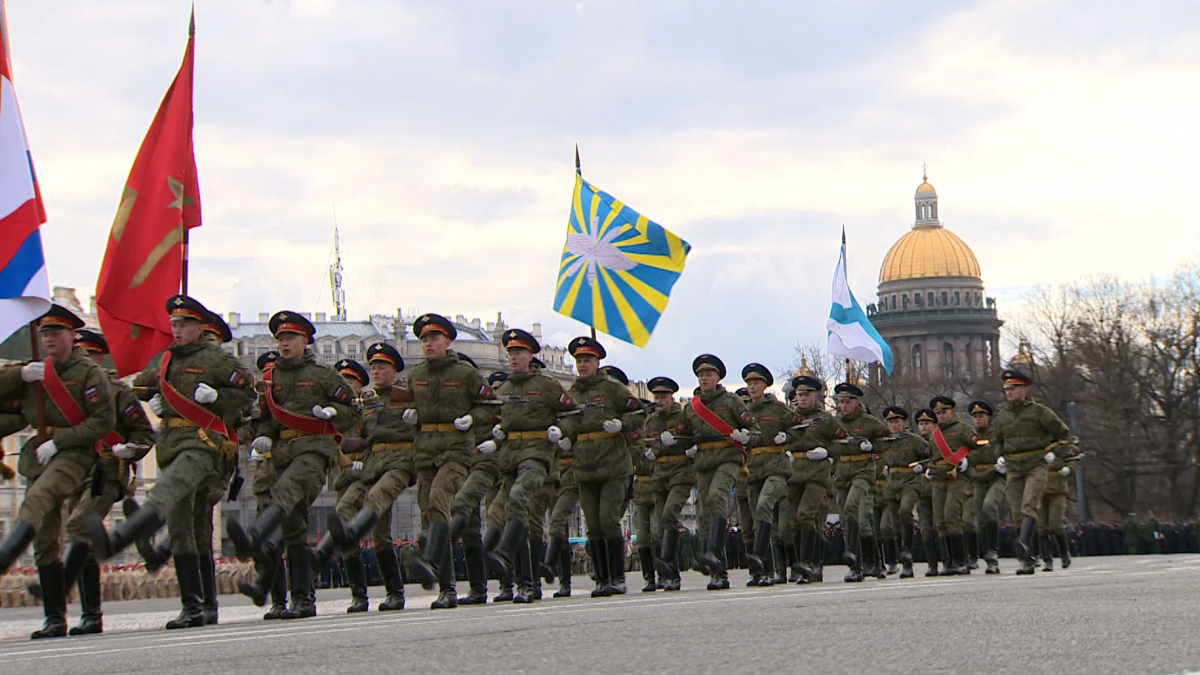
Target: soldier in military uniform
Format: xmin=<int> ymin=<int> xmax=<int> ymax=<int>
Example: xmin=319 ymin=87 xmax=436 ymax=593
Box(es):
xmin=878 ymin=406 xmax=928 ymax=579
xmin=967 ymin=400 xmax=1004 ymax=574
xmin=641 ymin=377 xmax=690 ymax=591
xmin=1039 ymin=453 xmax=1074 ymax=571
xmin=629 ymin=396 xmax=660 ymax=593
xmin=59 ymin=329 xmax=154 ymax=635
xmin=830 ymin=382 xmax=887 ymax=583
xmin=481 ymin=329 xmax=577 ymax=603
xmin=0 ymin=305 xmax=114 ymax=639
xmin=225 ymin=311 xmax=359 ymax=618
xmin=558 ymin=337 xmax=644 ymax=597
xmin=244 ymin=351 xmax=291 ymax=619
xmin=89 ymin=296 xmax=254 ymax=630
xmin=926 ymin=396 xmax=975 ymax=576
xmin=732 ymin=387 xmax=756 ymax=567
xmin=740 ymin=364 xmax=796 ymax=587
xmin=404 ymin=314 xmax=495 ymax=609
xmin=913 ymin=409 xmax=942 ymax=576
xmin=318 ymin=344 xmax=413 ymax=612
xmin=660 ymin=355 xmax=759 ymax=591
xmin=991 ymin=369 xmax=1070 ymax=575
xmin=785 ymin=375 xmax=843 ymax=584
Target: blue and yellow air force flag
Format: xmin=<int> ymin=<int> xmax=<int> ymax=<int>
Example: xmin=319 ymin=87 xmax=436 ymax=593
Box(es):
xmin=553 ymin=171 xmax=690 ymax=347
xmin=827 ymin=239 xmax=894 ymax=373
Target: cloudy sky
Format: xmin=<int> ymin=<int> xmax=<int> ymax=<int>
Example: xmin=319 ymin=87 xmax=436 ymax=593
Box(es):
xmin=7 ymin=0 xmax=1200 ymax=385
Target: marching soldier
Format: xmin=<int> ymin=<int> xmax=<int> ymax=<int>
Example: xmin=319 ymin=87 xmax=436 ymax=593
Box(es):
xmin=661 ymin=355 xmax=760 ymax=591
xmin=225 ymin=311 xmax=360 ymax=618
xmin=559 ymin=337 xmax=643 ymax=597
xmin=331 ymin=358 xmax=369 ymax=507
xmin=60 ymin=329 xmax=154 ymax=635
xmin=0 ymin=305 xmax=114 ymax=639
xmin=785 ymin=375 xmax=843 ymax=584
xmin=926 ymin=396 xmax=974 ymax=576
xmin=741 ymin=363 xmax=796 ymax=587
xmin=485 ymin=329 xmax=577 ymax=603
xmin=830 ymin=382 xmax=887 ymax=583
xmin=1040 ymin=452 xmax=1074 ymax=571
xmin=643 ymin=377 xmax=691 ymax=592
xmin=89 ymin=295 xmax=253 ymax=630
xmin=913 ymin=409 xmax=942 ymax=576
xmin=243 ymin=351 xmax=291 ymax=619
xmin=320 ymin=345 xmax=413 ymax=612
xmin=878 ymin=406 xmax=927 ymax=579
xmin=405 ymin=313 xmax=495 ymax=609
xmin=991 ymin=369 xmax=1070 ymax=575
xmin=629 ymin=410 xmax=659 ymax=593
xmin=967 ymin=400 xmax=1004 ymax=574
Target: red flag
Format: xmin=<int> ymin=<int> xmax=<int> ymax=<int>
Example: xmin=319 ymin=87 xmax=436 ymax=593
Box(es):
xmin=932 ymin=426 xmax=969 ymax=465
xmin=96 ymin=12 xmax=200 ymax=376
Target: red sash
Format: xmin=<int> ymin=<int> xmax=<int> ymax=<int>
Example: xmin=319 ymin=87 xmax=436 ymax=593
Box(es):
xmin=933 ymin=426 xmax=969 ymax=465
xmin=41 ymin=358 xmax=100 ymax=454
xmin=689 ymin=396 xmax=748 ymax=465
xmin=158 ymin=351 xmax=232 ymax=440
xmin=263 ymin=369 xmax=342 ymax=442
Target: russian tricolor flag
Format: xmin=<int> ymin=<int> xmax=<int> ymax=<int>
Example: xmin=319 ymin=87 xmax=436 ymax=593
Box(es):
xmin=0 ymin=3 xmax=50 ymax=343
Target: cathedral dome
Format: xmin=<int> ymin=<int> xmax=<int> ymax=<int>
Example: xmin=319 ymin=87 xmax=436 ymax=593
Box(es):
xmin=878 ymin=226 xmax=981 ymax=283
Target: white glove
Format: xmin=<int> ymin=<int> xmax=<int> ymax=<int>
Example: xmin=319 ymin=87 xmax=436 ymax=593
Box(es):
xmin=958 ymin=458 xmax=969 ymax=472
xmin=36 ymin=440 xmax=57 ymax=465
xmin=112 ymin=443 xmax=137 ymax=460
xmin=20 ymin=362 xmax=45 ymax=382
xmin=476 ymin=440 xmax=497 ymax=455
xmin=882 ymin=465 xmax=890 ymax=476
xmin=148 ymin=394 xmax=165 ymax=416
xmin=995 ymin=456 xmax=1008 ymax=475
xmin=660 ymin=431 xmax=677 ymax=447
xmin=773 ymin=432 xmax=788 ymax=445
xmin=350 ymin=461 xmax=363 ymax=472
xmin=644 ymin=447 xmax=655 ymax=461
xmin=913 ymin=464 xmax=924 ymax=474
xmin=194 ymin=383 xmax=218 ymax=404
xmin=402 ymin=409 xmax=418 ymax=425
xmin=492 ymin=424 xmax=505 ymax=441
xmin=557 ymin=438 xmax=572 ymax=451
xmin=454 ymin=414 xmax=473 ymax=431
xmin=1058 ymin=466 xmax=1071 ymax=476
xmin=924 ymin=469 xmax=933 ymax=480
xmin=603 ymin=419 xmax=623 ymax=434
xmin=312 ymin=405 xmax=337 ymax=420
xmin=250 ymin=449 xmax=267 ymax=463
xmin=785 ymin=451 xmax=794 ymax=463
xmin=806 ymin=448 xmax=828 ymax=461
xmin=251 ymin=436 xmax=273 ymax=454
xmin=731 ymin=428 xmax=751 ymax=445
xmin=1044 ymin=451 xmax=1056 ymax=464
xmin=547 ymin=426 xmax=563 ymax=442
xmin=860 ymin=440 xmax=874 ymax=453
xmin=685 ymin=446 xmax=697 ymax=459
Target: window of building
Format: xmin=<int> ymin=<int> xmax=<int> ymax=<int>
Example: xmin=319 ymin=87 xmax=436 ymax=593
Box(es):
xmin=891 ymin=295 xmax=897 ymax=310
xmin=976 ymin=292 xmax=981 ymax=306
xmin=943 ymin=343 xmax=955 ymax=378
xmin=902 ymin=294 xmax=909 ymax=309
xmin=927 ymin=292 xmax=935 ymax=307
xmin=346 ymin=343 xmax=358 ymax=355
xmin=953 ymin=291 xmax=960 ymax=306
xmin=965 ymin=342 xmax=973 ymax=378
xmin=912 ymin=344 xmax=923 ymax=372
xmin=942 ymin=291 xmax=948 ymax=306
xmin=322 ymin=344 xmax=333 ymax=354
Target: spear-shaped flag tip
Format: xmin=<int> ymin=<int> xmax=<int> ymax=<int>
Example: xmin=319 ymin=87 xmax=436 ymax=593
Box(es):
xmin=575 ymin=144 xmax=580 ymax=172
xmin=189 ymin=5 xmax=196 ymax=36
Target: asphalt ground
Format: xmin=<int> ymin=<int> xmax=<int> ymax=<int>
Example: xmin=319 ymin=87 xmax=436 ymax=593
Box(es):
xmin=1 ymin=555 xmax=1198 ymax=675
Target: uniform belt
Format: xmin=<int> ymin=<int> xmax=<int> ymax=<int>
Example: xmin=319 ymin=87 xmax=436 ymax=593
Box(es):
xmin=558 ymin=457 xmax=573 ymax=467
xmin=421 ymin=423 xmax=459 ymax=433
xmin=697 ymin=440 xmax=733 ymax=450
xmin=656 ymin=454 xmax=689 ymax=463
xmin=634 ymin=475 xmax=651 ymax=483
xmin=976 ymin=463 xmax=995 ymax=471
xmin=165 ymin=416 xmax=222 ymax=450
xmin=342 ymin=451 xmax=362 ymax=460
xmin=1047 ymin=470 xmax=1060 ymax=477
xmin=507 ymin=430 xmax=548 ymax=441
xmin=750 ymin=446 xmax=786 ymax=456
xmin=1007 ymin=450 xmax=1042 ymax=459
xmin=933 ymin=459 xmax=951 ymax=466
xmin=279 ymin=428 xmax=309 ymax=440
xmin=372 ymin=442 xmax=414 ymax=452
xmin=841 ymin=453 xmax=871 ymax=462
xmin=166 ymin=417 xmax=198 ymax=428
xmin=876 ymin=479 xmax=886 ymax=487
xmin=577 ymin=431 xmax=617 ymax=442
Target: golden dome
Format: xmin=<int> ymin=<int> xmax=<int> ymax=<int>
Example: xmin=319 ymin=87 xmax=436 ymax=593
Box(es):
xmin=878 ymin=225 xmax=981 ymax=283
xmin=916 ymin=180 xmax=936 ymax=196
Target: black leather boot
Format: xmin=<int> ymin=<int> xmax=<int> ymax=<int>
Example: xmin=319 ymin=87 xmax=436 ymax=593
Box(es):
xmin=884 ymin=538 xmax=899 ymax=576
xmin=263 ymin=554 xmax=289 ymax=619
xmin=528 ymin=535 xmax=545 ymax=600
xmin=199 ymin=554 xmax=219 ymax=624
xmin=781 ymin=540 xmax=796 ymax=584
xmin=239 ymin=528 xmax=284 ymax=606
xmin=281 ymin=544 xmax=317 ymax=619
xmin=1041 ymin=534 xmax=1055 ymax=572
xmin=967 ymin=532 xmax=979 ymax=570
xmin=984 ymin=522 xmax=1001 ymax=574
xmin=588 ymin=537 xmax=610 ymax=597
xmin=513 ymin=536 xmax=536 ymax=604
xmin=770 ymin=539 xmax=786 ymax=585
xmin=655 ymin=528 xmax=679 ymax=585
xmin=606 ymin=537 xmax=627 ymax=595
xmin=554 ymin=544 xmax=573 ymax=597
xmin=746 ymin=521 xmax=772 ymax=585
xmin=1057 ymin=533 xmax=1072 ymax=569
xmin=899 ymin=523 xmax=915 ymax=577
xmin=795 ymin=530 xmax=813 ymax=583
xmin=924 ymin=537 xmax=941 ymax=576
xmin=69 ymin=561 xmax=103 ymax=635
xmin=1015 ymin=517 xmax=1038 ymax=575
xmin=638 ymin=546 xmax=656 ymax=592
xmin=344 ymin=554 xmax=369 ymax=612
xmin=30 ymin=563 xmax=67 ymax=639
xmin=226 ymin=505 xmax=285 ymax=563
xmin=88 ymin=507 xmax=165 ymax=563
xmin=411 ymin=521 xmax=448 ymax=591
xmin=430 ymin=537 xmax=458 ymax=610
xmin=165 ymin=554 xmax=206 ymax=629
xmin=843 ymin=520 xmax=863 ymax=583
xmin=541 ymin=534 xmax=564 ymax=584
xmin=862 ymin=536 xmax=883 ymax=579
xmin=0 ymin=521 xmax=33 ymax=577
xmin=311 ymin=532 xmax=337 ymax=571
xmin=487 ymin=519 xmax=528 ymax=588
xmin=376 ymin=547 xmax=405 ymax=611
xmin=697 ymin=517 xmax=726 ymax=577
xmin=458 ymin=540 xmax=489 ymax=605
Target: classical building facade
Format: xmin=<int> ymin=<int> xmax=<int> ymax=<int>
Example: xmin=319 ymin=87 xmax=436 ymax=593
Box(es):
xmin=866 ymin=174 xmax=1003 ymax=383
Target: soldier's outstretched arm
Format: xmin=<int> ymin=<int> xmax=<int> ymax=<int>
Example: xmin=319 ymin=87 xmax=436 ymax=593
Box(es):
xmin=132 ymin=367 xmax=160 ymax=400
xmin=464 ymin=369 xmax=498 ymax=428
xmin=209 ymin=357 xmax=256 ymax=417
xmin=52 ymin=365 xmax=115 ymax=448
xmin=0 ymin=366 xmax=24 ymax=398
xmin=114 ymin=382 xmax=156 ymax=451
xmin=321 ymin=371 xmax=361 ymax=431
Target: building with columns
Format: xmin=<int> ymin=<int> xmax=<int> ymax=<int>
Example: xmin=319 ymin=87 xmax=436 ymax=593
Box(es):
xmin=866 ymin=173 xmax=1003 ymax=383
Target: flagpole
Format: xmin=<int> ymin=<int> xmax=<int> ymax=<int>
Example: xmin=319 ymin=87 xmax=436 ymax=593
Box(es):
xmin=26 ymin=322 xmax=46 ymax=444
xmin=576 ymin=143 xmax=592 ymax=341
xmin=842 ymin=226 xmax=852 ymax=381
xmin=181 ymin=9 xmax=194 ymax=296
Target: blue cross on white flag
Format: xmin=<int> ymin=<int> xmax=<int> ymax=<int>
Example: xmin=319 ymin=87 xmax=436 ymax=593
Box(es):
xmin=827 ymin=234 xmax=893 ymax=374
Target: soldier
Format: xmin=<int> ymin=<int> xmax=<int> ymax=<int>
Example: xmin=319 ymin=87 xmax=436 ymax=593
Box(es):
xmin=878 ymin=406 xmax=928 ymax=579
xmin=991 ymin=369 xmax=1070 ymax=575
xmin=225 ymin=311 xmax=360 ymax=618
xmin=243 ymin=351 xmax=290 ymax=619
xmin=1039 ymin=453 xmax=1074 ymax=571
xmin=967 ymin=400 xmax=1004 ymax=574
xmin=629 ymin=402 xmax=659 ymax=592
xmin=331 ymin=358 xmax=369 ymax=507
xmin=641 ymin=377 xmax=690 ymax=591
xmin=732 ymin=387 xmax=756 ymax=568
xmin=741 ymin=364 xmax=796 ymax=587
xmin=661 ymin=355 xmax=759 ymax=590
xmin=405 ymin=314 xmax=494 ymax=609
xmin=925 ymin=396 xmax=974 ymax=576
xmin=88 ymin=295 xmax=253 ymax=630
xmin=58 ymin=329 xmax=154 ymax=635
xmin=913 ymin=409 xmax=942 ymax=576
xmin=0 ymin=305 xmax=114 ymax=639
xmin=830 ymin=382 xmax=887 ymax=583
xmin=318 ymin=344 xmax=413 ymax=612
xmin=785 ymin=375 xmax=843 ymax=584
xmin=484 ymin=329 xmax=576 ymax=603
